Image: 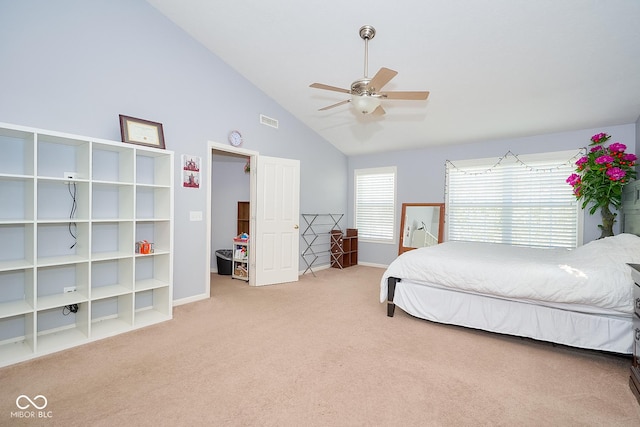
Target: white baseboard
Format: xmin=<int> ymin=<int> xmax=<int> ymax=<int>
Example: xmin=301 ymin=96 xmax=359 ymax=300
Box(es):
xmin=299 ymin=263 xmax=331 ymax=275
xmin=357 ymin=261 xmax=389 ymax=269
xmin=173 ymin=293 xmax=209 ymax=306
xmin=299 ymin=261 xmax=388 ymax=274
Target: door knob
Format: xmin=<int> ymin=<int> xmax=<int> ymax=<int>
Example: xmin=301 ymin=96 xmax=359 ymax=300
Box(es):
xmin=294 ymin=225 xmax=299 ymax=229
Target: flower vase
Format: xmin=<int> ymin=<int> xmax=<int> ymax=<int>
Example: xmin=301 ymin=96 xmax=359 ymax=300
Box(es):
xmin=599 ymin=205 xmax=615 ymax=239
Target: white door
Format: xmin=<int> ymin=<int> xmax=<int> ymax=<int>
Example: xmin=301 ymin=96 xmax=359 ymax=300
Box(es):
xmin=254 ymin=155 xmax=300 ymax=286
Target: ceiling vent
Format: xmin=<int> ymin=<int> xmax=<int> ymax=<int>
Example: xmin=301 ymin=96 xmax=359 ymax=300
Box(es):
xmin=260 ymin=114 xmax=278 ymax=129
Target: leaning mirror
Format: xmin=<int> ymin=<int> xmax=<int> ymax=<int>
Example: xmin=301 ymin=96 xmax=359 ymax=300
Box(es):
xmin=398 ymin=203 xmax=445 ymax=255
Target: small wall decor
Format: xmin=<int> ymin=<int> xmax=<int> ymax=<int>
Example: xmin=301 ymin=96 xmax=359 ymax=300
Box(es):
xmin=182 ymin=154 xmax=201 ymax=189
xmin=119 ymin=115 xmax=165 ymax=149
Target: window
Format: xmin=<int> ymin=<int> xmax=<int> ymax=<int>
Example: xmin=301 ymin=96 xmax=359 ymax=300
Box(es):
xmin=354 ymin=167 xmax=396 ymax=243
xmin=446 ymin=150 xmax=582 ymax=248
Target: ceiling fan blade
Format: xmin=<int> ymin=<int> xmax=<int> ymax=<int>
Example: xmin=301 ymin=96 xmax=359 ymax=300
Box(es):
xmin=310 ymin=83 xmax=351 ymax=94
xmin=318 ymin=99 xmax=351 ymax=111
xmin=367 ymin=67 xmax=398 ymax=92
xmin=372 ymin=105 xmax=386 ymax=116
xmin=380 ymin=91 xmax=430 ymax=100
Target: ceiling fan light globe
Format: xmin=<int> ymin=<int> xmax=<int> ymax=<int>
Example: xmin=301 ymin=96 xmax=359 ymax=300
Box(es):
xmin=351 ymin=94 xmax=381 ymax=114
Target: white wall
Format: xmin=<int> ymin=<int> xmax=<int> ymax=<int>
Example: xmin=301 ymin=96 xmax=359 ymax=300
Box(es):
xmin=348 ymin=124 xmax=637 ymax=266
xmin=0 ymin=0 xmax=347 ymax=302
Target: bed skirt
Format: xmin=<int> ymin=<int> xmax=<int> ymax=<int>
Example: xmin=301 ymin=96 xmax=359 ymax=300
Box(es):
xmin=389 ymin=278 xmax=633 ymax=354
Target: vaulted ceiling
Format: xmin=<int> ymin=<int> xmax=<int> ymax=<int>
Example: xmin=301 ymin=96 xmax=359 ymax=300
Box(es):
xmin=146 ymin=0 xmax=640 ymax=156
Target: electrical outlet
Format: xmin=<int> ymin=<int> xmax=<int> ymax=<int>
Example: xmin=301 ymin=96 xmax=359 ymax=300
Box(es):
xmin=64 ymin=171 xmax=77 ymax=180
xmin=63 ymin=286 xmax=77 ymax=293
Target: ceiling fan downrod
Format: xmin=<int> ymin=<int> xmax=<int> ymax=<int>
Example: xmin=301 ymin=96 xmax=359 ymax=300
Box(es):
xmin=359 ymin=25 xmax=375 ymax=79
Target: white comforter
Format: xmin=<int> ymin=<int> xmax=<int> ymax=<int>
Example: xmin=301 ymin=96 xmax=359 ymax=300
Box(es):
xmin=380 ymin=233 xmax=640 ymax=315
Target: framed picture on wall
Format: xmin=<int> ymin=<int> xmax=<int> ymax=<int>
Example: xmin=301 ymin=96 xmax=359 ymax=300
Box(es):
xmin=119 ymin=114 xmax=166 ymax=149
xmin=182 ymin=154 xmax=201 ymax=189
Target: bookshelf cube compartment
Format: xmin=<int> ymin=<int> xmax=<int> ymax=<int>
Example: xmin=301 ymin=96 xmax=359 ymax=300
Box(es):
xmin=37 ymin=222 xmax=89 ymax=263
xmin=91 ymin=258 xmax=134 ymax=299
xmin=135 ymin=253 xmax=171 ymax=290
xmin=0 ymin=223 xmax=34 ymax=270
xmin=135 ymin=186 xmax=171 ymax=220
xmin=135 ymin=221 xmax=170 ymax=254
xmin=136 ymin=151 xmax=172 ymax=186
xmin=36 ymin=304 xmax=88 ymax=353
xmin=92 ymin=143 xmax=134 ymax=184
xmin=134 ymin=287 xmax=171 ymax=327
xmin=92 ymin=183 xmax=134 ymax=220
xmin=36 ymin=262 xmax=89 ymax=310
xmin=0 ymin=127 xmax=35 ymax=176
xmin=0 ymin=269 xmax=34 ymax=317
xmin=0 ymin=313 xmax=35 ymax=365
xmin=37 ymin=180 xmax=89 ymax=221
xmin=91 ymin=221 xmax=134 ymax=260
xmin=0 ymin=177 xmax=34 ymax=221
xmin=36 ymin=135 xmax=89 ymax=179
xmin=90 ymin=294 xmax=133 ymax=339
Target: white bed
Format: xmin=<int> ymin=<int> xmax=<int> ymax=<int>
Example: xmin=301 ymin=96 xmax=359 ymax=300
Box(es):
xmin=380 ymin=233 xmax=640 ymax=354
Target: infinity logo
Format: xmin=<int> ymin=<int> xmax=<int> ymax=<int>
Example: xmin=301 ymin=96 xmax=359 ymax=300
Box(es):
xmin=16 ymin=395 xmax=48 ymax=410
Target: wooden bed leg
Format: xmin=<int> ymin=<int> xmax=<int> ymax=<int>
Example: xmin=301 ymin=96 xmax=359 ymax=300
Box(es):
xmin=387 ymin=277 xmax=398 ymax=317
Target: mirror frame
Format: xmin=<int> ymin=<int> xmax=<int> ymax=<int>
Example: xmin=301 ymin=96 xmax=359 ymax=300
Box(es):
xmin=398 ymin=203 xmax=445 ymax=255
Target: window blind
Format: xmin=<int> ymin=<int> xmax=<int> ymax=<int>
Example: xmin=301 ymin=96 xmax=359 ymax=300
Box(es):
xmin=446 ymin=151 xmax=581 ymax=248
xmin=354 ymin=167 xmax=396 ymax=242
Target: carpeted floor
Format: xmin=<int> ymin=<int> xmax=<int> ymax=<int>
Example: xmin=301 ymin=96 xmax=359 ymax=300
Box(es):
xmin=1 ymin=265 xmax=640 ymax=426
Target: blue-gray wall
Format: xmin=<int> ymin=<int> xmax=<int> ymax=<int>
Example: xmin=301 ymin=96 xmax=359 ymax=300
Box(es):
xmin=1 ymin=1 xmax=638 ymax=299
xmin=0 ymin=0 xmax=347 ymax=301
xmin=348 ymin=124 xmax=638 ymax=266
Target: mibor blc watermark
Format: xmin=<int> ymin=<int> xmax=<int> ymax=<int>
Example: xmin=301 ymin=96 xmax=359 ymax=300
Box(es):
xmin=11 ymin=395 xmax=53 ymax=419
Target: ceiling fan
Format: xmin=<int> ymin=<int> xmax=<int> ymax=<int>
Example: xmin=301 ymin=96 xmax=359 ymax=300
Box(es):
xmin=309 ymin=25 xmax=430 ymax=116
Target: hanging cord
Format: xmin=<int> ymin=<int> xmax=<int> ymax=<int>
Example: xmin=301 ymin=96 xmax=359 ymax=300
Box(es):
xmin=67 ymin=182 xmax=77 ymax=249
xmin=63 ymin=304 xmax=78 ymax=315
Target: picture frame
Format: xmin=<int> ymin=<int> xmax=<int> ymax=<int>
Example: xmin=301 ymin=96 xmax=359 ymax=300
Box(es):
xmin=182 ymin=154 xmax=201 ymax=189
xmin=119 ymin=114 xmax=165 ymax=149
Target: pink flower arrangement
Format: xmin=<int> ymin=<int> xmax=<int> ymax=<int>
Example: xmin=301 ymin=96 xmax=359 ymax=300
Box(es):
xmin=566 ymin=132 xmax=637 ymax=215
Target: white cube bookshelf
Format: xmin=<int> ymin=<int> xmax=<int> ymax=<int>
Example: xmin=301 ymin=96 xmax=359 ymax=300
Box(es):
xmin=0 ymin=122 xmax=173 ymax=367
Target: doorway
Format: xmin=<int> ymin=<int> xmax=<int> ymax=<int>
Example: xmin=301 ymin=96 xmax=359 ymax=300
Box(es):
xmin=207 ymin=143 xmax=301 ymax=295
xmin=207 ymin=143 xmax=257 ymax=295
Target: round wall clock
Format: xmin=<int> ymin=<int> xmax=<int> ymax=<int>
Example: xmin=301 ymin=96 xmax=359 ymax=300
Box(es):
xmin=228 ymin=130 xmax=243 ymax=147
